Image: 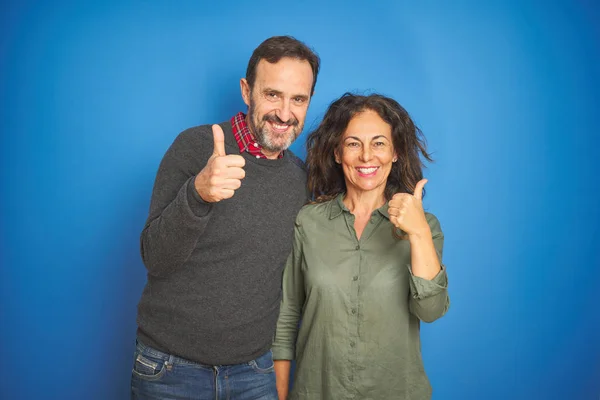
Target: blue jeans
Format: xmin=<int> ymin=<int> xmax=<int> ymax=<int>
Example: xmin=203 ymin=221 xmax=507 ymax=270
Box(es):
xmin=131 ymin=340 xmax=278 ymax=400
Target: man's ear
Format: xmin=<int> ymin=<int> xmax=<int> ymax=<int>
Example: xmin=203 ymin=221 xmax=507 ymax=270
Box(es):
xmin=240 ymin=78 xmax=251 ymax=107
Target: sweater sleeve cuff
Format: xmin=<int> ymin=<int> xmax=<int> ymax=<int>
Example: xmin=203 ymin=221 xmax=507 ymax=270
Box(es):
xmin=186 ymin=176 xmax=213 ymax=217
xmin=407 ymin=264 xmax=448 ymax=300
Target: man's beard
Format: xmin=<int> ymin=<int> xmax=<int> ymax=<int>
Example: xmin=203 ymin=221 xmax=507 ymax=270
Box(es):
xmin=248 ymin=99 xmax=302 ymax=153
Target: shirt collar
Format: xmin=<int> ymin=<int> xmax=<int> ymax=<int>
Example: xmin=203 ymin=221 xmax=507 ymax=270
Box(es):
xmin=328 ymin=193 xmax=390 ymax=220
xmin=328 ymin=194 xmax=345 ymax=219
xmin=230 ymin=112 xmax=284 ymax=159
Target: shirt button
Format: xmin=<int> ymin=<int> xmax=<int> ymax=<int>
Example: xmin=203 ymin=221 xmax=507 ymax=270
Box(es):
xmin=355 ymin=245 xmax=360 ymax=250
xmin=351 ymin=308 xmax=356 ymax=314
xmin=353 ymin=276 xmax=358 ymax=281
xmin=255 ymin=155 xmax=260 ymax=158
xmin=253 ymin=142 xmax=259 ymax=147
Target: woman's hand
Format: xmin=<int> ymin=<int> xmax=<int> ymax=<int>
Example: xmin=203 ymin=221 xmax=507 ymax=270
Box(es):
xmin=388 ymin=179 xmax=430 ymax=238
xmin=389 ymin=179 xmax=441 ymax=280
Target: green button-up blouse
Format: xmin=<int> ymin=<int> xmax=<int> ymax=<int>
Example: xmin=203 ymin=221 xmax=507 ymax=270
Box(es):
xmin=272 ymin=194 xmax=449 ymax=400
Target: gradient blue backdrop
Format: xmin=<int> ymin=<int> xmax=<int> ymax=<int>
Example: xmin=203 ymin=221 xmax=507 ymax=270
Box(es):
xmin=1 ymin=1 xmax=599 ymax=399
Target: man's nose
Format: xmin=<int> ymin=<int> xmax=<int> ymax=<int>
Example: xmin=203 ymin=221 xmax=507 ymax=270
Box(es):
xmin=276 ymin=101 xmax=291 ymax=123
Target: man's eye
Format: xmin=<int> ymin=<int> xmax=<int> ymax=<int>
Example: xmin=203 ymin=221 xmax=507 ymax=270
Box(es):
xmin=266 ymin=92 xmax=278 ymax=99
xmin=374 ymin=141 xmax=386 ymax=147
xmin=293 ymin=97 xmax=305 ymax=103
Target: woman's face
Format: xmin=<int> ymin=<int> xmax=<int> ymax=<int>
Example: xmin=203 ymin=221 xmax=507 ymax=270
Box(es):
xmin=336 ymin=110 xmax=396 ymax=198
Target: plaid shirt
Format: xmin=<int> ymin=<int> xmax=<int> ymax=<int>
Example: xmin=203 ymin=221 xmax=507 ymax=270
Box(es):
xmin=230 ymin=112 xmax=284 ymax=159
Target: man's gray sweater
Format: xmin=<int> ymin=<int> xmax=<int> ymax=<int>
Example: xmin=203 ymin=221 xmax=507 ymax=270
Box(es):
xmin=136 ymin=120 xmax=307 ymax=365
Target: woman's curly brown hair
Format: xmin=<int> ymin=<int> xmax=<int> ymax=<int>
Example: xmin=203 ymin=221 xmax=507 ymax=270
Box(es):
xmin=306 ymin=93 xmax=432 ymax=202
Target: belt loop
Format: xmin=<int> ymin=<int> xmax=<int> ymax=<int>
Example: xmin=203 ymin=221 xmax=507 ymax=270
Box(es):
xmin=165 ymin=354 xmax=175 ymax=371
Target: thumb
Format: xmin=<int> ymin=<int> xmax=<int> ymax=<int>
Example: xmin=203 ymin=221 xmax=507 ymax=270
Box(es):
xmin=413 ymin=179 xmax=428 ymax=200
xmin=212 ymin=124 xmax=226 ymax=157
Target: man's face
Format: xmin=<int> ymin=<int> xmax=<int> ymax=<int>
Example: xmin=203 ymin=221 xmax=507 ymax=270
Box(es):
xmin=241 ymin=57 xmax=314 ymax=158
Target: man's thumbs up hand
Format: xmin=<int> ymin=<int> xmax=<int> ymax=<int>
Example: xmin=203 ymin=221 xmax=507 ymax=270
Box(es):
xmin=194 ymin=125 xmax=246 ymax=203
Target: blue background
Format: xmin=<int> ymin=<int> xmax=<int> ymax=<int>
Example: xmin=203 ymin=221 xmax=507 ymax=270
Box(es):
xmin=1 ymin=1 xmax=599 ymax=399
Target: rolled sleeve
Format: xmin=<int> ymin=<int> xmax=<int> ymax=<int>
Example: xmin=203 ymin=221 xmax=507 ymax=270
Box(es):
xmin=408 ymin=264 xmax=450 ymax=323
xmin=408 ymin=264 xmax=448 ymax=300
xmin=272 ymin=343 xmax=295 ymax=361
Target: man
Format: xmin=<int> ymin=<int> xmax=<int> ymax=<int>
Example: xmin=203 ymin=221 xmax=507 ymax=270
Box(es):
xmin=131 ymin=36 xmax=320 ymax=399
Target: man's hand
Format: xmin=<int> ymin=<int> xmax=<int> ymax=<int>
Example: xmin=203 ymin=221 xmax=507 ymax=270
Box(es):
xmin=194 ymin=124 xmax=246 ymax=202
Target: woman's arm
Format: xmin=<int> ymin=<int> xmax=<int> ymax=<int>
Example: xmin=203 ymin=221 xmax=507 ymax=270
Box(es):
xmin=272 ymin=215 xmax=306 ymax=399
xmin=407 ymin=223 xmax=441 ymax=280
xmin=407 ymin=213 xmax=449 ymax=322
xmin=274 ymin=360 xmax=292 ymax=400
xmin=388 ymin=179 xmax=449 ymax=322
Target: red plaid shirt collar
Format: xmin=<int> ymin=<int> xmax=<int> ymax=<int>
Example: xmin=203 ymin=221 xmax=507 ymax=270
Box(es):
xmin=230 ymin=112 xmax=284 ymax=159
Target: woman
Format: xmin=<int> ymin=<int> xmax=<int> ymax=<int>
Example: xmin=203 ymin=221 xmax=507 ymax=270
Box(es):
xmin=272 ymin=93 xmax=449 ymax=400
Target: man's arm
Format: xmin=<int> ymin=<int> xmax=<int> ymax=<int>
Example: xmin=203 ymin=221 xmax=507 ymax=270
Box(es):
xmin=140 ymin=125 xmax=245 ymax=277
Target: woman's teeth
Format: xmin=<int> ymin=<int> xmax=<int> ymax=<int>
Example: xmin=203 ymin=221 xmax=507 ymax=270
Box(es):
xmin=357 ymin=167 xmax=378 ymax=174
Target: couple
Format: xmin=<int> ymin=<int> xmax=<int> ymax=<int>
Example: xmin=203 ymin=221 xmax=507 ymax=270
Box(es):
xmin=132 ymin=36 xmax=449 ymax=400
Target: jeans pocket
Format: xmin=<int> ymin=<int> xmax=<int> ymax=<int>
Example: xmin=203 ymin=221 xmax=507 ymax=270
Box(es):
xmin=248 ymin=350 xmax=275 ymax=374
xmin=132 ymin=352 xmax=168 ymax=381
